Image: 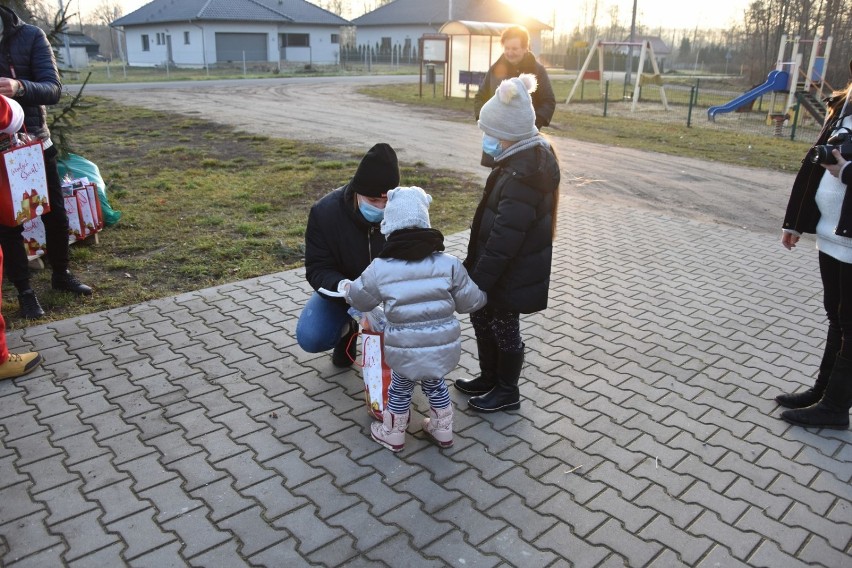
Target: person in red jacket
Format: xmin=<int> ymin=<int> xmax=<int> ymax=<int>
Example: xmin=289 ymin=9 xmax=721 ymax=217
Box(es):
xmin=0 ymin=93 xmax=41 ymax=380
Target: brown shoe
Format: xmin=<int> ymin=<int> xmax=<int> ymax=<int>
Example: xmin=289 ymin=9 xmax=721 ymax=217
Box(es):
xmin=0 ymin=352 xmax=42 ymax=381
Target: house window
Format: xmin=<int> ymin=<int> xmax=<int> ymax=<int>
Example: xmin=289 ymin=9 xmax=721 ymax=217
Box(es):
xmin=184 ymin=31 xmax=190 ymax=45
xmin=156 ymin=32 xmax=165 ymax=45
xmin=281 ymin=33 xmax=309 ymax=47
xmin=331 ymin=34 xmax=339 ymax=44
xmin=380 ymin=37 xmax=391 ymax=51
xmin=141 ymin=34 xmax=150 ymax=51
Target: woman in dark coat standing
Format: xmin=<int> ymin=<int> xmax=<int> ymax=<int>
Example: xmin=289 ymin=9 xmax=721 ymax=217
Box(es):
xmin=777 ymin=60 xmax=852 ymax=430
xmin=456 ymin=74 xmax=561 ymax=413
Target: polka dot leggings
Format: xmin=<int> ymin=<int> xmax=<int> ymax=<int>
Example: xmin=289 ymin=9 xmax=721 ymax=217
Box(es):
xmin=470 ymin=305 xmax=522 ymax=352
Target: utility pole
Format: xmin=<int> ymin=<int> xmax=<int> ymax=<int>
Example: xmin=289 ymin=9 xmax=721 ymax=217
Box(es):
xmin=626 ymin=0 xmax=637 ymax=85
xmin=57 ymin=0 xmax=74 ymax=69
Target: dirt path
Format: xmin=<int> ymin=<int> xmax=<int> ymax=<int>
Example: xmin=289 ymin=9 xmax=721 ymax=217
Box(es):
xmin=88 ymin=75 xmax=796 ymax=235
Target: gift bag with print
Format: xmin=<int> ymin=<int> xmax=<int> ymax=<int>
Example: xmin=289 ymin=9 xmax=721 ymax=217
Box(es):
xmin=64 ymin=193 xmax=86 ymax=241
xmin=75 ymin=187 xmax=97 ymax=237
xmin=0 ymin=139 xmax=49 ymax=226
xmin=359 ymin=330 xmax=392 ymax=421
xmin=21 ymin=216 xmax=46 ymax=259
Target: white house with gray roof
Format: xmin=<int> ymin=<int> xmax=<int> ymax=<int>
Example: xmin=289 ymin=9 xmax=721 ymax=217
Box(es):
xmin=351 ymin=0 xmax=551 ymax=58
xmin=111 ymin=0 xmax=350 ymax=68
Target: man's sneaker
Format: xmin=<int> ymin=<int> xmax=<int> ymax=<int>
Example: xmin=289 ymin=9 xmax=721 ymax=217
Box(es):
xmin=18 ymin=290 xmax=44 ymax=319
xmin=0 ymin=352 xmax=42 ymax=380
xmin=52 ymin=270 xmax=92 ymax=296
xmin=331 ymin=319 xmax=358 ymax=367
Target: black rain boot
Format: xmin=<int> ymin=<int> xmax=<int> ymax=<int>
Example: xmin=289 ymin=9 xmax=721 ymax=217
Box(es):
xmin=775 ymin=328 xmax=840 ymax=408
xmin=781 ymin=355 xmax=852 ymax=430
xmin=455 ymin=337 xmax=499 ymax=395
xmin=17 ymin=289 xmax=44 ymax=319
xmin=331 ymin=319 xmax=358 ymax=368
xmin=468 ymin=345 xmax=524 ymax=413
xmin=52 ymin=270 xmax=92 ymax=296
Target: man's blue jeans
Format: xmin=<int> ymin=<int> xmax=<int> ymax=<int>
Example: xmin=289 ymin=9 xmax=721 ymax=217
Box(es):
xmin=296 ymin=292 xmax=352 ymax=353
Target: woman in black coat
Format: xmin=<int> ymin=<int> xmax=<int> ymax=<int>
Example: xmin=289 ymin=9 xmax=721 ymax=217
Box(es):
xmin=297 ymin=143 xmax=399 ymax=367
xmin=456 ymin=74 xmax=561 ymax=413
xmin=777 ymin=61 xmax=852 ymax=430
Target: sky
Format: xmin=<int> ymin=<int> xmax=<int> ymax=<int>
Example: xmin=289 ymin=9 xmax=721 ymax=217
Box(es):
xmin=68 ymin=0 xmax=750 ymax=31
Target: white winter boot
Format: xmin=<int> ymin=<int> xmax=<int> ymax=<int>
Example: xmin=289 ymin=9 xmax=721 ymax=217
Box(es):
xmin=422 ymin=406 xmax=453 ymax=448
xmin=370 ymin=410 xmax=409 ymax=452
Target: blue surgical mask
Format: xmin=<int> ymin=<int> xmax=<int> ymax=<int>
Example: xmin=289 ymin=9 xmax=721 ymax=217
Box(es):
xmin=482 ymin=134 xmax=503 ymax=157
xmin=359 ymin=201 xmax=384 ymax=223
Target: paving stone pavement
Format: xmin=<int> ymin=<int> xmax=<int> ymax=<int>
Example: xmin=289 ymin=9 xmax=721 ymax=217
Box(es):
xmin=0 ymin=194 xmax=850 ymax=567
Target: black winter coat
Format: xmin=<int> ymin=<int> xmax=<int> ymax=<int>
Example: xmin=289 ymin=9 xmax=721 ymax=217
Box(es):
xmin=464 ymin=142 xmax=560 ymax=314
xmin=474 ymin=52 xmax=555 ymax=129
xmin=304 ymin=183 xmax=385 ymax=302
xmin=783 ymin=91 xmax=852 ymax=237
xmin=0 ymin=6 xmax=61 ymax=142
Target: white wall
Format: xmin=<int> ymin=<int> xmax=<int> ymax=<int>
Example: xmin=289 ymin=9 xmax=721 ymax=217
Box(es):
xmin=55 ymin=47 xmax=89 ymax=69
xmin=123 ymin=23 xmax=342 ymax=67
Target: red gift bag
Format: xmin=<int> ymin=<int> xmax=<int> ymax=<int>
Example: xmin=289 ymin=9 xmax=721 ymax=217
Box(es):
xmin=64 ymin=193 xmax=86 ymax=241
xmin=21 ymin=216 xmax=46 ymax=259
xmin=349 ymin=329 xmax=392 ymax=421
xmin=84 ymin=182 xmax=104 ymax=231
xmin=0 ymin=139 xmax=50 ymax=226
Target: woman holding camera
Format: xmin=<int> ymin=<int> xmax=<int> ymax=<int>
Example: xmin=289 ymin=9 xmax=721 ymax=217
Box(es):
xmin=778 ymin=59 xmax=852 ymax=430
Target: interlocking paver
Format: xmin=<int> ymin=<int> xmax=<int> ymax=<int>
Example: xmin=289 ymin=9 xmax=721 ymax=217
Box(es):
xmin=116 ymin=452 xmax=178 ymax=492
xmin=586 ymin=517 xmax=663 ymax=567
xmin=51 ymin=509 xmax=121 ymax=562
xmin=271 ymin=504 xmax=346 ymax=555
xmin=0 ymin=190 xmax=847 ymax=567
xmin=107 ymin=508 xmax=176 ymax=560
xmin=639 ymin=514 xmax=714 ymax=565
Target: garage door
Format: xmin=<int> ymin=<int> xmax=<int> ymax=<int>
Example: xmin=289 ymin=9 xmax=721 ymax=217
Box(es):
xmin=215 ymin=33 xmax=267 ymax=62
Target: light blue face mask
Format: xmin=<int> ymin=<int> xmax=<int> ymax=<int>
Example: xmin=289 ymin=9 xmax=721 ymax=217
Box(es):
xmin=482 ymin=134 xmax=502 ymax=157
xmin=359 ymin=201 xmax=384 ymax=223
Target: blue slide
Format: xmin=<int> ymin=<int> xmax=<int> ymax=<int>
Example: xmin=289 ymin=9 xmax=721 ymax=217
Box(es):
xmin=707 ymin=70 xmax=789 ymax=121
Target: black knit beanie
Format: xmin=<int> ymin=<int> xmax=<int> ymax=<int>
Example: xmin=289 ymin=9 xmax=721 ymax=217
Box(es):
xmin=350 ymin=143 xmax=400 ymax=197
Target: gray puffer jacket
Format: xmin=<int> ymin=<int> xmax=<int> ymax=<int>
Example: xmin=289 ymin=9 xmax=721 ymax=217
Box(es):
xmin=347 ymin=252 xmax=486 ymax=381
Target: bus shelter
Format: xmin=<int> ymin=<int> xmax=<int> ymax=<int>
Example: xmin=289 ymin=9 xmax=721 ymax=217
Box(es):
xmin=437 ymin=20 xmax=513 ymax=99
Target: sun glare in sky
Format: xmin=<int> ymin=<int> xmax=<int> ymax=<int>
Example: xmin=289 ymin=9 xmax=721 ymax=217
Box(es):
xmin=500 ymin=0 xmax=749 ymax=31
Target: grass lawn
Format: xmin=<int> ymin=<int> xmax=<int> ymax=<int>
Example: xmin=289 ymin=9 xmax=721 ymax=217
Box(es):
xmin=1 ymin=95 xmax=481 ymax=330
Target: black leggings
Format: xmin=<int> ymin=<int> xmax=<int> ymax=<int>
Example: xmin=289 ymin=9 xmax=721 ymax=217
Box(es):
xmin=820 ymin=252 xmax=852 ymax=359
xmin=470 ymin=305 xmax=523 ymax=352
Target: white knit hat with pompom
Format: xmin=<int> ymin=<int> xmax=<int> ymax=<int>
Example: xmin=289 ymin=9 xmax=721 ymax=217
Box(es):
xmin=477 ymin=73 xmax=539 ymax=141
xmin=380 ymin=186 xmax=432 ymax=235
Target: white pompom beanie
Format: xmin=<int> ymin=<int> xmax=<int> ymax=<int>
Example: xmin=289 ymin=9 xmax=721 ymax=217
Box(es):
xmin=478 ymin=73 xmax=539 ymax=141
xmin=380 ymin=186 xmax=432 ymax=235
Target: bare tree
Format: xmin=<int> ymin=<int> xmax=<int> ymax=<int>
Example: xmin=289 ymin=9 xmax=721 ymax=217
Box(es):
xmin=89 ymin=0 xmax=123 ymax=25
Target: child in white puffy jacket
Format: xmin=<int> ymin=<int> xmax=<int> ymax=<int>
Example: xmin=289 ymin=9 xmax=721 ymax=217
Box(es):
xmin=345 ymin=186 xmax=486 ymax=452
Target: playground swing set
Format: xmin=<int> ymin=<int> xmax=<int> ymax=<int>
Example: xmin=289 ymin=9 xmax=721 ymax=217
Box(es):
xmin=565 ymin=38 xmax=669 ymax=112
xmin=565 ymin=34 xmax=833 ymax=132
xmin=706 ymin=34 xmax=833 ymax=128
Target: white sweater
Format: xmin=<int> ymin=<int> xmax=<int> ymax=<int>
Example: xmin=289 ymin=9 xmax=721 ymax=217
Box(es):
xmin=815 ymin=115 xmax=852 ymax=263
